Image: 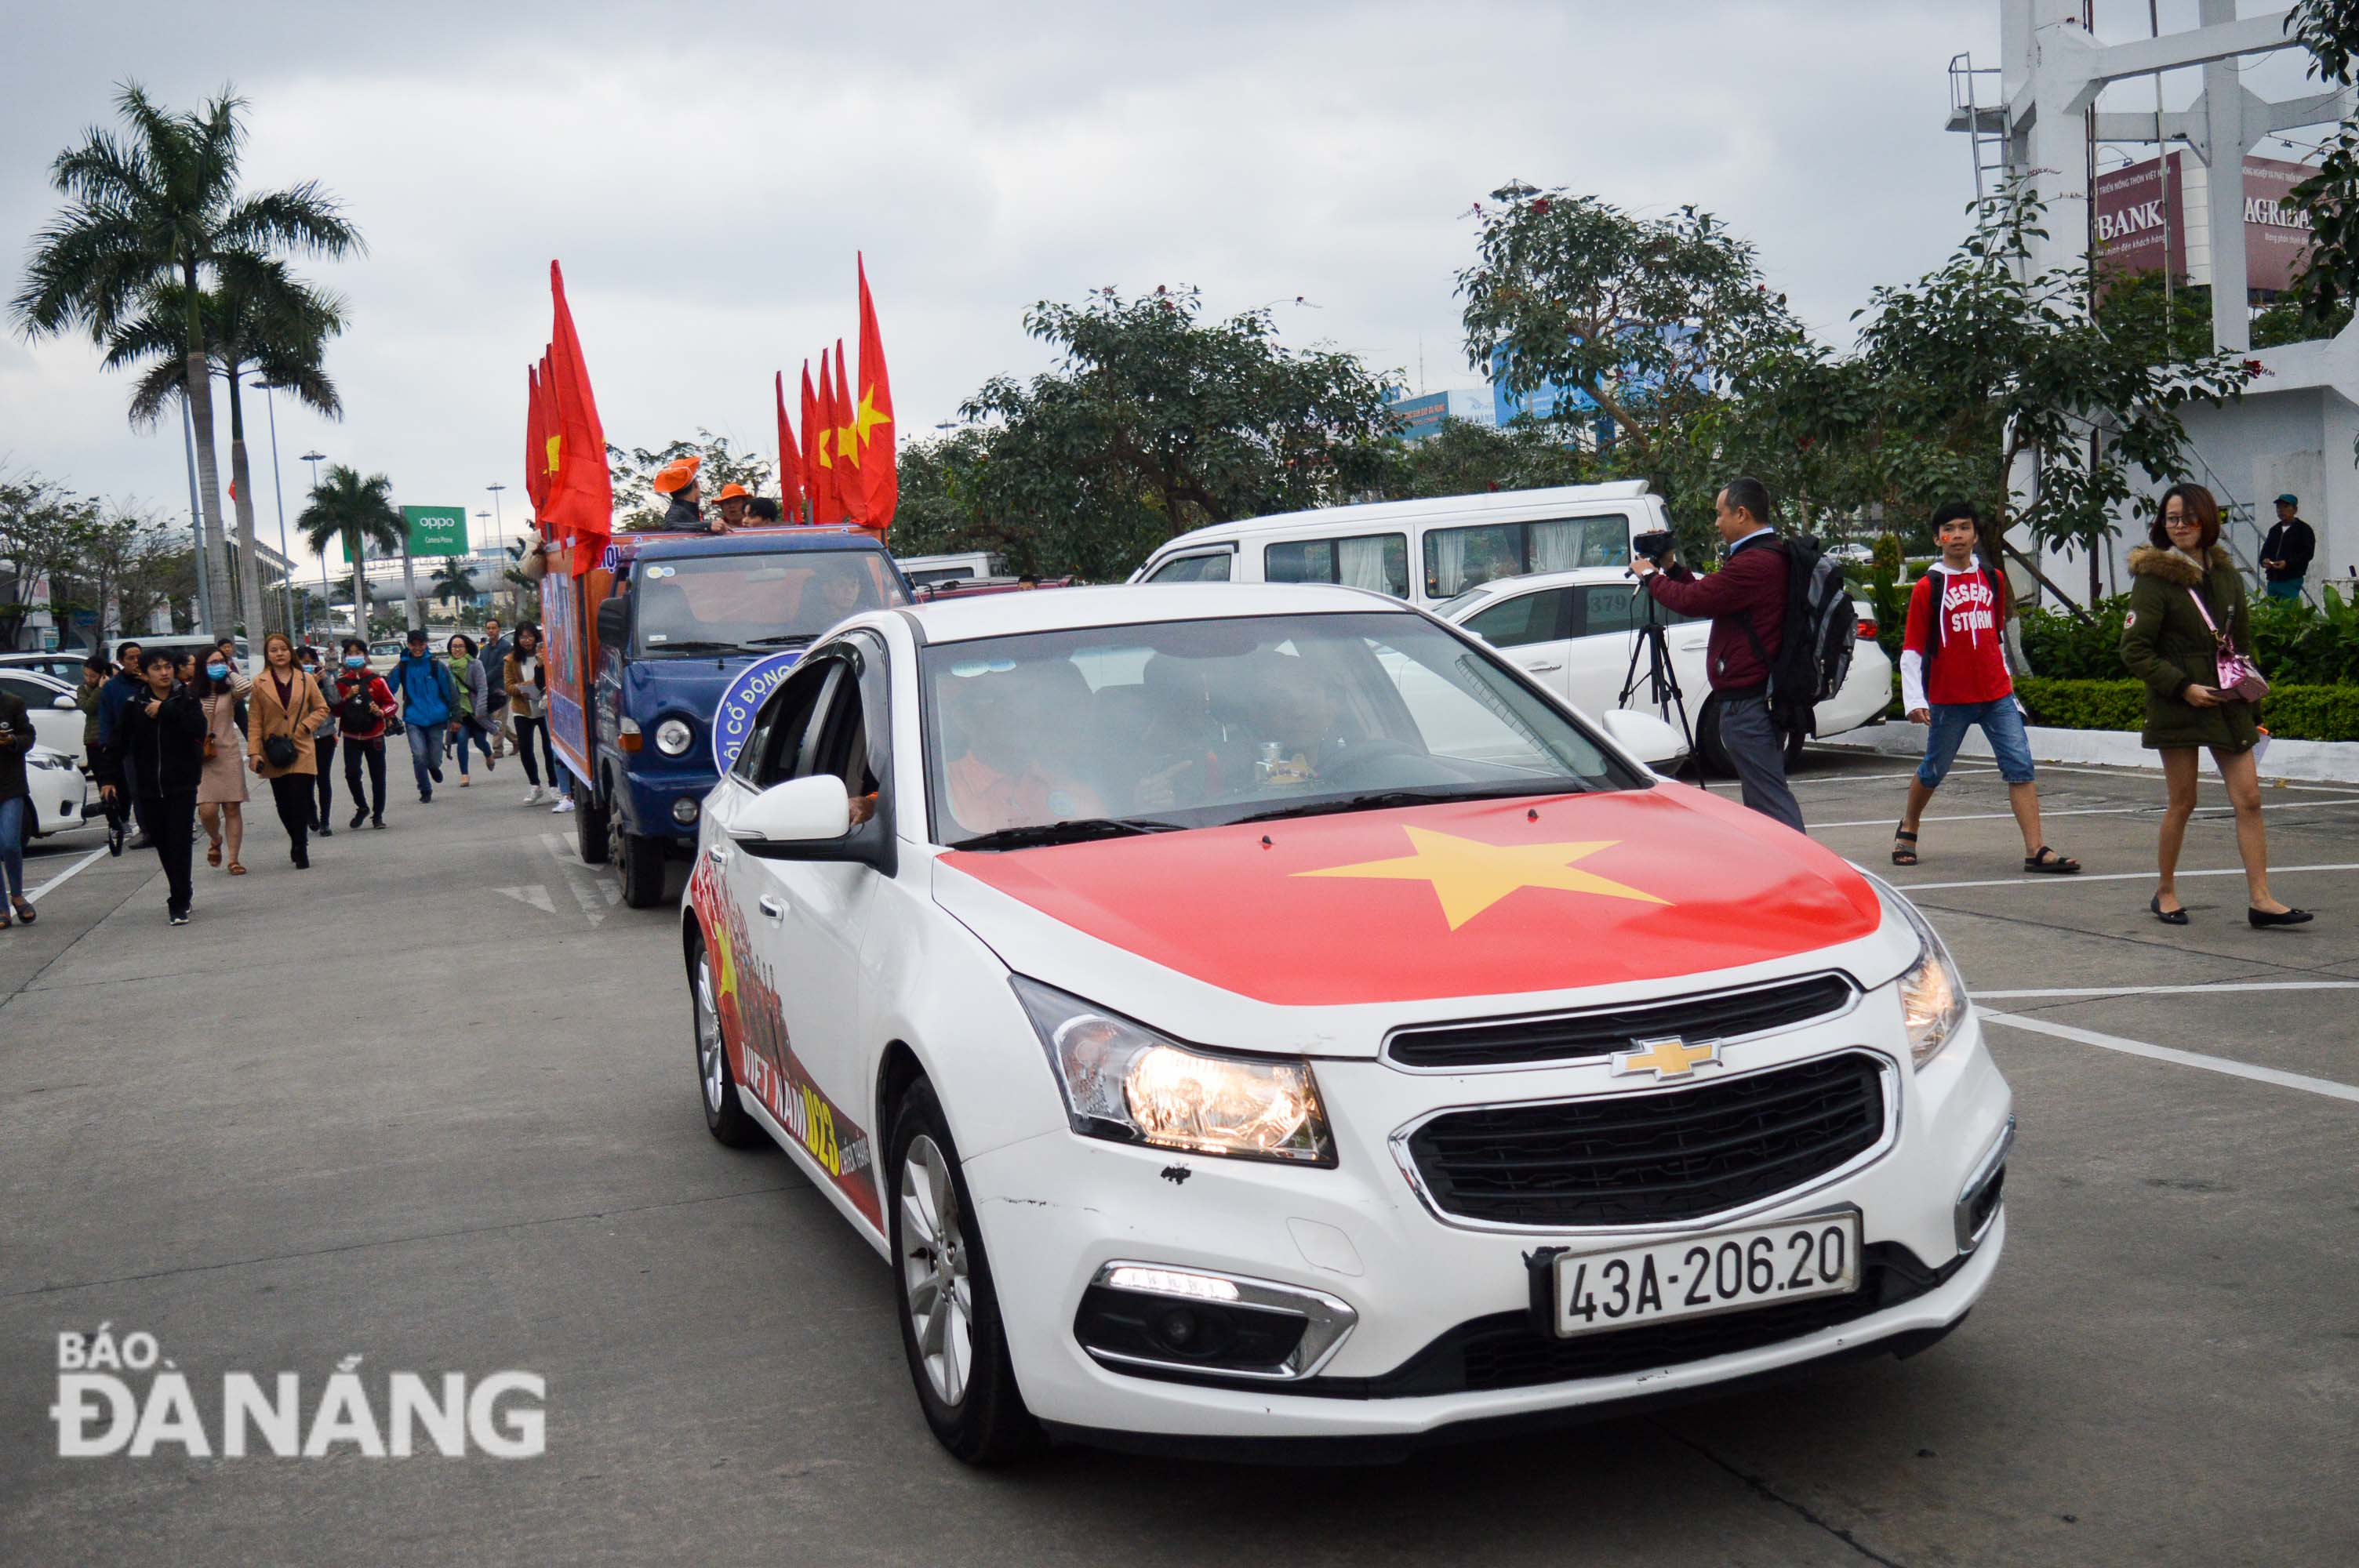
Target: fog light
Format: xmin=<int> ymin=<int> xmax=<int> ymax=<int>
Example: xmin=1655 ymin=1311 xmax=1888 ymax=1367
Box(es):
xmin=671 ymin=797 xmax=700 ymax=826
xmin=1072 ymin=1261 xmax=1357 ymax=1383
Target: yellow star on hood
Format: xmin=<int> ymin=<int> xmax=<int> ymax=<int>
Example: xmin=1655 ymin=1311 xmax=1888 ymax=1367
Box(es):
xmin=1294 ymin=826 xmax=1668 ymax=931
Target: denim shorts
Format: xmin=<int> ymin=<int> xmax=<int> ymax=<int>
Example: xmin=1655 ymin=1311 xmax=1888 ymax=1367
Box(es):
xmin=1919 ymin=697 xmax=2036 ymax=787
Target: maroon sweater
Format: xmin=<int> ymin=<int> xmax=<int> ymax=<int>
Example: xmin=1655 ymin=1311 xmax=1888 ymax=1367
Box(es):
xmin=1641 ymin=532 xmax=1786 ymax=692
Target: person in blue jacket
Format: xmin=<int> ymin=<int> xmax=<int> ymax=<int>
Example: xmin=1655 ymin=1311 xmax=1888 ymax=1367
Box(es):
xmin=387 ymin=627 xmax=460 ymax=804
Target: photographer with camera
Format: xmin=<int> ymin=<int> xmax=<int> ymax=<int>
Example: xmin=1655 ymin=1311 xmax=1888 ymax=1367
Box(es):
xmin=1630 ymin=477 xmax=1804 ymax=832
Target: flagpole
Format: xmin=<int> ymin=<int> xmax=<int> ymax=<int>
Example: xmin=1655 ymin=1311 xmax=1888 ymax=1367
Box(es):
xmin=180 ymin=394 xmax=214 ymax=644
xmin=263 ymin=383 xmax=298 ymax=637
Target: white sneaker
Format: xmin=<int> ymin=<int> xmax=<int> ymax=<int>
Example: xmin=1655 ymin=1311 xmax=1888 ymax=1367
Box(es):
xmin=553 ymin=797 xmax=575 ymax=815
xmin=524 ymin=786 xmax=543 ymax=805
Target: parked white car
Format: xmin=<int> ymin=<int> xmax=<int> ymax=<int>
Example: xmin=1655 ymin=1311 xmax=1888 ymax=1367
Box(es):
xmin=682 ymin=581 xmax=2009 ymax=1462
xmin=1438 ymin=568 xmax=1892 ymax=771
xmin=0 ymin=668 xmax=89 ymax=772
xmin=22 ymin=745 xmax=93 ymax=840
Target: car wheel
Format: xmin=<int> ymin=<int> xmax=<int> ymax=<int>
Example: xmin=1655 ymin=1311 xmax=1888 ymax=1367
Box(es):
xmin=889 ymin=1079 xmax=1038 ymax=1464
xmin=690 ymin=935 xmax=763 ymax=1148
xmin=1694 ymin=694 xmax=1733 ymax=779
xmin=574 ymin=784 xmax=609 ymax=864
xmin=614 ymin=816 xmax=667 ymax=908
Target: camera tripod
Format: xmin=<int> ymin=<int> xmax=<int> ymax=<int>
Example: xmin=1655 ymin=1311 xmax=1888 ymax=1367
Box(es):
xmin=1616 ymin=586 xmax=1698 ymax=772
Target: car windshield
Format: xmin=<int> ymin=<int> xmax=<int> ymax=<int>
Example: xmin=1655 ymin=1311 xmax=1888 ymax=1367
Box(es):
xmin=633 ymin=550 xmax=908 ymax=655
xmin=920 ymin=611 xmax=1645 ymax=845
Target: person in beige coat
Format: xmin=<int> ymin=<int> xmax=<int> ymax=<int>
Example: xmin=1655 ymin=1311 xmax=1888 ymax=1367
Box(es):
xmin=245 ymin=633 xmax=330 ymax=869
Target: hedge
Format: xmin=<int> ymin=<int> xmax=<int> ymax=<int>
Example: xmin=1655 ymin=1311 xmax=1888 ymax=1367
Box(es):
xmin=1881 ymin=674 xmax=2359 ymax=740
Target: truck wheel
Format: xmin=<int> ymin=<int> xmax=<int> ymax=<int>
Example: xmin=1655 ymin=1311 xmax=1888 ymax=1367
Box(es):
xmin=890 ymin=1079 xmax=1040 ymax=1465
xmin=615 ymin=818 xmax=668 ymax=909
xmin=689 ymin=933 xmax=763 ymax=1148
xmin=574 ymin=784 xmax=609 ymax=865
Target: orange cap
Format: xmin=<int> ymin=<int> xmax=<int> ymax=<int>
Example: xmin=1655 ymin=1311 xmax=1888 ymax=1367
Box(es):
xmin=715 ymin=482 xmax=751 ymax=501
xmin=652 ymin=456 xmax=702 ymax=495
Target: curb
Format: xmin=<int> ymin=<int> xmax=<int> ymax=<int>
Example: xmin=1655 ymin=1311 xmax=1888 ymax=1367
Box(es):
xmin=1823 ymin=720 xmax=2358 ymax=785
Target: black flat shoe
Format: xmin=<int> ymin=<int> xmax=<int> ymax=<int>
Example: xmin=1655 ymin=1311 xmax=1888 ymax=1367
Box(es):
xmin=2248 ymin=906 xmax=2314 ymax=929
xmin=349 ymin=809 xmax=368 ymax=829
xmin=2150 ymin=894 xmax=2190 ymax=926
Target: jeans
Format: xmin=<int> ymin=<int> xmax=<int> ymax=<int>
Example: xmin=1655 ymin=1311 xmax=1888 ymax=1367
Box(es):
xmin=267 ymin=772 xmax=313 ymax=859
xmin=1716 ymin=692 xmax=1805 ymax=833
xmin=1918 ymin=697 xmax=2037 ymax=787
xmin=133 ymin=789 xmax=197 ymax=915
xmin=2265 ymin=578 xmax=2304 ymax=601
xmin=406 ymin=721 xmax=445 ymax=796
xmin=452 ymin=717 xmax=493 ymax=777
xmin=0 ymin=794 xmax=24 ymax=900
xmin=343 ymin=736 xmax=387 ymax=820
xmin=514 ymin=715 xmax=565 ymax=794
xmin=313 ymin=735 xmax=337 ymax=825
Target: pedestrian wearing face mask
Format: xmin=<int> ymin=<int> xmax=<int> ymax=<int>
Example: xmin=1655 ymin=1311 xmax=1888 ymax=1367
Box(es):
xmin=333 ymin=637 xmax=398 ymax=829
xmin=195 ymin=650 xmax=250 ymax=876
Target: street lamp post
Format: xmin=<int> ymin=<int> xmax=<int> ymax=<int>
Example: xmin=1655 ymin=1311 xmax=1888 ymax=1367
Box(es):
xmin=260 ymin=383 xmax=299 ymax=639
xmin=301 ymin=450 xmax=329 ymax=636
xmin=487 ymin=482 xmax=506 ymax=548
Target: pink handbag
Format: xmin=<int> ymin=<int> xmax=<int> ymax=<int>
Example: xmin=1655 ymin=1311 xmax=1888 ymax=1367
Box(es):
xmin=2186 ymin=588 xmax=2268 ymax=702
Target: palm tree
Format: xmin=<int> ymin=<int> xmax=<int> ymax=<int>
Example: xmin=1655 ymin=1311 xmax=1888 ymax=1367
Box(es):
xmin=10 ymin=82 xmax=362 ymax=637
xmin=430 ymin=556 xmax=477 ymax=613
xmin=102 ymin=255 xmax=346 ymax=644
xmin=297 ymin=466 xmax=400 ymax=642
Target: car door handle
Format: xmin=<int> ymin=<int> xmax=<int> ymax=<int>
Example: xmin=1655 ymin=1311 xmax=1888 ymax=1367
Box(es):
xmin=1523 ymin=661 xmax=1563 ymax=673
xmin=707 ymin=844 xmax=731 ymax=864
xmin=758 ymin=896 xmax=786 ymax=921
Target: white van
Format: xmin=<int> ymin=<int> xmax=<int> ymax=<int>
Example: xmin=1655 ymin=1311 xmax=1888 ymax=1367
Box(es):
xmin=1128 ymin=481 xmax=1663 ymax=608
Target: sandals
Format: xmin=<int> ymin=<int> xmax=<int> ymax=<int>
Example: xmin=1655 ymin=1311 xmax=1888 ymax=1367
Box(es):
xmin=2024 ymin=847 xmax=2081 ymax=874
xmin=12 ymin=897 xmax=33 ymax=925
xmin=227 ymin=862 xmax=247 ymax=877
xmin=207 ymin=840 xmax=224 ymax=868
xmin=1891 ymin=828 xmax=1918 ymax=866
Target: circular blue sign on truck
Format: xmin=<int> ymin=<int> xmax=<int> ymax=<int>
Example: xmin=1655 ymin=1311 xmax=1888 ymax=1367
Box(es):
xmin=710 ymin=652 xmax=802 ymax=775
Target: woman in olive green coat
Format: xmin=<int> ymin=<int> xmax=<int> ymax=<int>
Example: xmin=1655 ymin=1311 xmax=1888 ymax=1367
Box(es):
xmin=2120 ymin=484 xmax=2310 ymax=929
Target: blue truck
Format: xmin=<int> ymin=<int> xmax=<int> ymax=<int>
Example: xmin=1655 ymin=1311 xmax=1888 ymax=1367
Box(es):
xmin=540 ymin=525 xmax=910 ymax=907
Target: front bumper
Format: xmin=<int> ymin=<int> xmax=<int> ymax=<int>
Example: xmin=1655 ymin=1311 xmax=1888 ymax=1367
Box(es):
xmin=960 ymin=1004 xmax=2011 ymax=1446
xmin=617 ymin=764 xmax=714 ymax=843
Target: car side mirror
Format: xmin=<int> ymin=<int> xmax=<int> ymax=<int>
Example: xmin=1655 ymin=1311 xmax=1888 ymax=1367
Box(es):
xmin=1600 ymin=708 xmax=1686 ymax=769
xmin=53 ymin=693 xmax=78 ymax=711
xmin=594 ymin=593 xmax=632 ymax=653
xmin=732 ymin=775 xmax=851 ymax=844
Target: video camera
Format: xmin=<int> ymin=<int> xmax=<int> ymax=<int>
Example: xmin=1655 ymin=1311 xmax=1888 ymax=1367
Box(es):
xmin=1631 ymin=530 xmax=1676 ymax=564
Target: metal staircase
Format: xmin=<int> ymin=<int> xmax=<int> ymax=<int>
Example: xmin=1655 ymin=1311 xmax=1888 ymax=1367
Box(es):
xmin=1946 ymin=53 xmax=2010 ymax=206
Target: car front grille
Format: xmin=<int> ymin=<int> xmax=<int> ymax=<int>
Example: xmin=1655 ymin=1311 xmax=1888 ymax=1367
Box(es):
xmin=1387 ymin=974 xmax=1857 ymax=1070
xmin=1402 ymin=1051 xmax=1888 ymax=1228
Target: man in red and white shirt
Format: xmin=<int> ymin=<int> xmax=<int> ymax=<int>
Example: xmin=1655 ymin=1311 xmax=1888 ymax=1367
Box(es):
xmin=1892 ymin=503 xmax=2077 ymax=873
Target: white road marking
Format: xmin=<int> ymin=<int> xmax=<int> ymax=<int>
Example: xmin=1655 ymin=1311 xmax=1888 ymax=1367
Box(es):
xmin=540 ymin=833 xmax=610 ymax=927
xmin=1813 ymin=797 xmax=2359 ymax=831
xmin=1794 ymin=768 xmax=2001 ymax=787
xmin=1896 ymin=862 xmax=2359 ymax=892
xmin=1979 ymin=982 xmax=2359 ymax=999
xmin=1982 ymin=1010 xmax=2359 ymax=1105
xmin=25 ymin=845 xmax=107 ymax=903
xmin=494 ymin=884 xmax=557 ymax=914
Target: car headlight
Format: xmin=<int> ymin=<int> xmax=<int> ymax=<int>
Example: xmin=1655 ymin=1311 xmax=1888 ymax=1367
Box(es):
xmin=1865 ymin=871 xmax=1968 ymax=1068
xmin=1012 ymin=977 xmax=1335 ymax=1166
xmin=654 ymin=718 xmax=693 ymax=757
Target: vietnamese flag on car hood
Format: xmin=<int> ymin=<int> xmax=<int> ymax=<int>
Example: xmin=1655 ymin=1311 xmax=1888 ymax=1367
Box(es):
xmin=934 ymin=786 xmax=1881 ymax=1008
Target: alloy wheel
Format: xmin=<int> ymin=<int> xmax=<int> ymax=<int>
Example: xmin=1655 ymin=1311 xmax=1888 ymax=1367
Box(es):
xmin=695 ymin=955 xmax=725 ymax=1114
xmin=900 ymin=1134 xmax=974 ymax=1406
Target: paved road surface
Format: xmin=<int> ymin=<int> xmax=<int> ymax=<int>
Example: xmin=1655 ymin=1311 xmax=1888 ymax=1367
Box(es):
xmin=2 ymin=751 xmax=2354 ymax=1566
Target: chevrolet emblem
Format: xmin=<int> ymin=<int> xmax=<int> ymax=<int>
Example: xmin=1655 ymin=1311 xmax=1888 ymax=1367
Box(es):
xmin=1612 ymin=1035 xmax=1720 ymax=1080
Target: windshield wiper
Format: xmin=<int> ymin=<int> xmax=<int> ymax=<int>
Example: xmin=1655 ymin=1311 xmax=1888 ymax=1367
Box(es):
xmin=740 ymin=633 xmax=818 ymax=648
xmin=641 ymin=639 xmax=739 ymax=655
xmin=1236 ymin=784 xmax=1576 ymax=825
xmin=949 ymin=817 xmax=1189 ymax=851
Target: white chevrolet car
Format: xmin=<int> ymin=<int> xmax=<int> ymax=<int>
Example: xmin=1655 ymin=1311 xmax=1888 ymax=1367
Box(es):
xmin=1438 ymin=567 xmax=1892 ymax=770
xmin=682 ymin=583 xmax=2011 ymax=1462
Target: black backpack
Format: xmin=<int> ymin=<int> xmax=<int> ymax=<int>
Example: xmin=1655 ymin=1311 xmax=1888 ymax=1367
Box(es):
xmin=1743 ymin=535 xmax=1857 ymax=737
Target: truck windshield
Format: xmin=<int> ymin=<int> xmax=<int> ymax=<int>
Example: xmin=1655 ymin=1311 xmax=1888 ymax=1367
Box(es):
xmin=631 ymin=550 xmax=907 ymax=655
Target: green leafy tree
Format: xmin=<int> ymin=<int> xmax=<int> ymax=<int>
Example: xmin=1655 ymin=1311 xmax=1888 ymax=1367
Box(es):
xmin=297 ymin=465 xmax=401 ymax=641
xmin=608 ymin=431 xmax=772 ymax=532
xmin=98 ymin=253 xmax=346 ymax=640
xmin=1383 ymin=418 xmax=1596 ymax=500
xmin=0 ymin=473 xmax=96 ymax=648
xmin=957 ymin=286 xmax=1401 ymax=577
xmin=10 ymin=83 xmax=362 ymax=636
xmin=2280 ymin=2 xmax=2359 ymax=330
xmin=1456 ymin=184 xmax=1806 ymax=520
xmin=1850 ymin=184 xmax=2255 ymax=615
xmin=429 ymin=556 xmax=477 ymax=611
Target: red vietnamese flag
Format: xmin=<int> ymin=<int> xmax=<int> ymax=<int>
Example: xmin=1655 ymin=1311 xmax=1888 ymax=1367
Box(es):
xmin=524 ymin=364 xmax=551 ymax=514
xmin=543 ymin=262 xmax=612 ymax=575
xmin=852 ymin=254 xmax=896 ymax=532
xmin=831 ymin=339 xmax=867 ymax=527
xmin=810 ymin=347 xmax=845 ymax=524
xmin=798 ymin=361 xmax=824 ymax=524
xmin=773 ymin=371 xmax=804 ymax=521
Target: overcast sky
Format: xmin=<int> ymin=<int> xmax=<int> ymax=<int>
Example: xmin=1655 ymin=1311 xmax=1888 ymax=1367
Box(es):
xmin=1 ymin=0 xmax=2333 ymax=575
